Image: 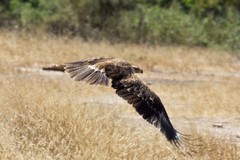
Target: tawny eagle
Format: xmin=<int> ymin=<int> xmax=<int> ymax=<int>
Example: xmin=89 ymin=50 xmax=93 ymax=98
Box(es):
xmin=43 ymin=57 xmax=185 ymax=146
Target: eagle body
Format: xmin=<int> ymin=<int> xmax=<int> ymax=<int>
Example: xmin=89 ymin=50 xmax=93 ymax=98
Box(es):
xmin=43 ymin=57 xmax=182 ymax=145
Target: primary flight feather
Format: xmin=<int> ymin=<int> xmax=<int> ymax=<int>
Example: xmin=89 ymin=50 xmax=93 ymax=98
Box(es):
xmin=43 ymin=57 xmax=184 ymax=146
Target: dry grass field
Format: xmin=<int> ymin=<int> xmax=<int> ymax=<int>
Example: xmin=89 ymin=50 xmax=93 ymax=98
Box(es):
xmin=0 ymin=31 xmax=239 ymax=159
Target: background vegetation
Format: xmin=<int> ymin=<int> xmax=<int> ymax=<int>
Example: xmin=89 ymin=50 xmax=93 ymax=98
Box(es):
xmin=0 ymin=0 xmax=240 ymax=51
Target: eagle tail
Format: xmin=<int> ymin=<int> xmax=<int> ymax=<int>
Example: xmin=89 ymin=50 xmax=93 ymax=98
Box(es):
xmin=42 ymin=64 xmax=65 ymax=72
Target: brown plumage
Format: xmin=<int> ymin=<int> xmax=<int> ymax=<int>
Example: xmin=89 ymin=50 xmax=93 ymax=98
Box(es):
xmin=43 ymin=57 xmax=185 ymax=146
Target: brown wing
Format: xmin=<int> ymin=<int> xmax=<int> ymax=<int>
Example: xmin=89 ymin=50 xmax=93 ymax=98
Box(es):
xmin=111 ymin=75 xmax=181 ymax=145
xmin=64 ymin=57 xmax=114 ymax=86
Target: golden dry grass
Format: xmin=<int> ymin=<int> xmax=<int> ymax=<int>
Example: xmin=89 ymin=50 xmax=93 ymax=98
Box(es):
xmin=0 ymin=31 xmax=239 ymax=159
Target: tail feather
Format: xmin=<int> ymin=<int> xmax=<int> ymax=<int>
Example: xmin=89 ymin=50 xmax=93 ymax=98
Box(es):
xmin=42 ymin=64 xmax=65 ymax=72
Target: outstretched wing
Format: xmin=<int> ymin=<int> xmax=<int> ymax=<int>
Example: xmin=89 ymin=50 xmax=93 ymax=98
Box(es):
xmin=42 ymin=58 xmax=113 ymax=86
xmin=111 ymin=75 xmax=181 ymax=145
xmin=64 ymin=58 xmax=113 ymax=86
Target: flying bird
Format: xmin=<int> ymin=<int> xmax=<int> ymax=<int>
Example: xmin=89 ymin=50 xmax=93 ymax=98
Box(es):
xmin=43 ymin=57 xmax=187 ymax=146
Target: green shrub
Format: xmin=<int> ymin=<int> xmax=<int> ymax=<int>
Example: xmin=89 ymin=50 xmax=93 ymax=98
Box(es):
xmin=5 ymin=0 xmax=78 ymax=34
xmin=0 ymin=0 xmax=240 ymax=51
